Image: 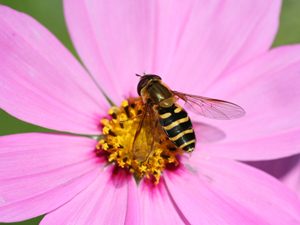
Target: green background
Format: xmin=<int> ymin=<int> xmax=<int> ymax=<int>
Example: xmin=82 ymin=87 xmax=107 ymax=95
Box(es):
xmin=0 ymin=0 xmax=300 ymax=224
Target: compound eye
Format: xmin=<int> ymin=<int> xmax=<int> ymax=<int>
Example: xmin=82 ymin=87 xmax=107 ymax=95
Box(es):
xmin=136 ymin=74 xmax=161 ymax=95
xmin=137 ymin=78 xmax=148 ymax=95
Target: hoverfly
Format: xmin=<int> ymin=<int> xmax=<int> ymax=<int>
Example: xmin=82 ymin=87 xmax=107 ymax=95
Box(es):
xmin=133 ymin=74 xmax=245 ymax=160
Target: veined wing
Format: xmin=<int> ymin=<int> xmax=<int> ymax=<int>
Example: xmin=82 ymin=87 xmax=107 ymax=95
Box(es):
xmin=132 ymin=104 xmax=161 ymax=162
xmin=174 ymin=91 xmax=245 ymax=120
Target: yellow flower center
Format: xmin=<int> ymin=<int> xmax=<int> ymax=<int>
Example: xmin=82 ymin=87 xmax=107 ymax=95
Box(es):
xmin=96 ymin=98 xmax=182 ymax=184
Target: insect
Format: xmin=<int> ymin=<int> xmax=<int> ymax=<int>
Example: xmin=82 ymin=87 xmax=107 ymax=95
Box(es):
xmin=134 ymin=74 xmax=245 ymax=159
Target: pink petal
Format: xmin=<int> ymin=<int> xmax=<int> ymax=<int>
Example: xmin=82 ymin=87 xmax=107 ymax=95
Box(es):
xmin=281 ymin=156 xmax=300 ymax=196
xmin=41 ymin=168 xmax=139 ymax=225
xmin=0 ymin=133 xmax=100 ymax=222
xmin=196 ymin=45 xmax=300 ymax=160
xmin=193 ymin=121 xmax=225 ymax=143
xmin=178 ymin=155 xmax=300 ymax=224
xmin=0 ymin=6 xmax=108 ymax=135
xmin=137 ymin=180 xmax=186 ymax=225
xmin=64 ymin=0 xmax=280 ymax=103
xmin=164 ymin=168 xmax=268 ymax=224
xmin=247 ymin=155 xmax=300 ymax=196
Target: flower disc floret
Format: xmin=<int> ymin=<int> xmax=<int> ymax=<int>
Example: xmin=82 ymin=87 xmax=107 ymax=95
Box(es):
xmin=97 ymin=98 xmax=182 ymax=183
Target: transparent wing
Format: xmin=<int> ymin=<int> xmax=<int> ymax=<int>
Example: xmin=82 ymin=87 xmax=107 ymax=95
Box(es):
xmin=132 ymin=104 xmax=161 ymax=162
xmin=173 ymin=91 xmax=245 ymax=120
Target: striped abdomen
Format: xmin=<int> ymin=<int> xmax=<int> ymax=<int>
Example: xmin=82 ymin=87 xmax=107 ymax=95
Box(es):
xmin=158 ymin=104 xmax=195 ymax=152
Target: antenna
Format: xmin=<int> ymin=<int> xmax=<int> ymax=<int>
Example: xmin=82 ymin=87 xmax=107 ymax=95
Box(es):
xmin=135 ymin=74 xmax=142 ymax=77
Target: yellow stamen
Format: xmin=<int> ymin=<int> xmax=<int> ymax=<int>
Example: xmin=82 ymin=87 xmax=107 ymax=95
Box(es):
xmin=96 ymin=97 xmax=182 ymax=184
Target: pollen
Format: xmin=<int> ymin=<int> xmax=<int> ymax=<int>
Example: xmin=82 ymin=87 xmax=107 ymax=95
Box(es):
xmin=96 ymin=98 xmax=182 ymax=184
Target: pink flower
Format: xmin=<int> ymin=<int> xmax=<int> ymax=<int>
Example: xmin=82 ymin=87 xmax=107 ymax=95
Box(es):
xmin=1 ymin=1 xmax=300 ymax=224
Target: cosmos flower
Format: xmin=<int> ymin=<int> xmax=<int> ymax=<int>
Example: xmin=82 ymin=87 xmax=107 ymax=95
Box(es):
xmin=1 ymin=0 xmax=300 ymax=224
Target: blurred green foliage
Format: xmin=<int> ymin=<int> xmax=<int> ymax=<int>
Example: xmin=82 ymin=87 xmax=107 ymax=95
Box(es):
xmin=273 ymin=0 xmax=300 ymax=46
xmin=0 ymin=0 xmax=300 ymax=224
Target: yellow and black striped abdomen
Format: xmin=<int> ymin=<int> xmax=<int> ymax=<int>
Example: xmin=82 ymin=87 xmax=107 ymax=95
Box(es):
xmin=158 ymin=104 xmax=195 ymax=152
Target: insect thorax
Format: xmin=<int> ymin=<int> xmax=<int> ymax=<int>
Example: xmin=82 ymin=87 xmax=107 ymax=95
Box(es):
xmin=142 ymin=80 xmax=174 ymax=106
